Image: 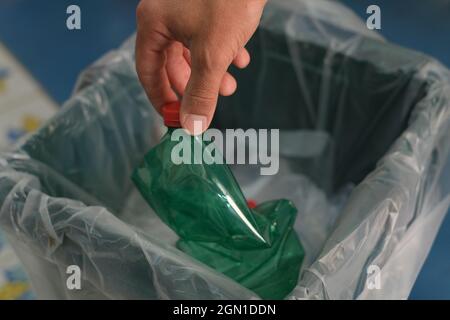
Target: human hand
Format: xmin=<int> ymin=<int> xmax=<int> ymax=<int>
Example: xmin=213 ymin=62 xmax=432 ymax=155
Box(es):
xmin=136 ymin=0 xmax=267 ymax=133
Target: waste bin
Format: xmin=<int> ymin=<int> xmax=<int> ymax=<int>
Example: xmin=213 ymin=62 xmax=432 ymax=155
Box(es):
xmin=0 ymin=0 xmax=449 ymax=299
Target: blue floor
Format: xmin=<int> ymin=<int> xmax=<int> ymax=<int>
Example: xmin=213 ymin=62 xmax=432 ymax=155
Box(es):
xmin=0 ymin=0 xmax=448 ymax=299
xmin=0 ymin=0 xmax=139 ymax=103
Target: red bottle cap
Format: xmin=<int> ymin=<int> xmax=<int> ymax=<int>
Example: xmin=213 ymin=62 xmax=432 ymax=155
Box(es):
xmin=247 ymin=199 xmax=257 ymax=209
xmin=162 ymin=101 xmax=181 ymax=127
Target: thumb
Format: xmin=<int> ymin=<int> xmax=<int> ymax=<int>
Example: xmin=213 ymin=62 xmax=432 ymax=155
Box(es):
xmin=180 ymin=49 xmax=230 ymax=135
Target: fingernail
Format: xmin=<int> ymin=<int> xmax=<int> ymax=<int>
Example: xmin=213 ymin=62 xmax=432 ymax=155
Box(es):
xmin=181 ymin=114 xmax=207 ymax=135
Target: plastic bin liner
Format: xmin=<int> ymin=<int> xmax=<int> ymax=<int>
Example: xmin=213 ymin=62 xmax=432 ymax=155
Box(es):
xmin=0 ymin=0 xmax=449 ymax=299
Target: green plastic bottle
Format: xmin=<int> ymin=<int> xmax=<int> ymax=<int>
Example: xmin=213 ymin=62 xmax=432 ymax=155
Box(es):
xmin=132 ymin=102 xmax=304 ymax=299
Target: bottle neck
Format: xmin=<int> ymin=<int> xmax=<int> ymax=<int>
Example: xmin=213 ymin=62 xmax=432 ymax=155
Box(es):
xmin=166 ymin=126 xmax=180 ymax=133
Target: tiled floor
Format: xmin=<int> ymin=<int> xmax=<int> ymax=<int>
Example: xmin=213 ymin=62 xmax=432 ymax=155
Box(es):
xmin=0 ymin=0 xmax=139 ymax=104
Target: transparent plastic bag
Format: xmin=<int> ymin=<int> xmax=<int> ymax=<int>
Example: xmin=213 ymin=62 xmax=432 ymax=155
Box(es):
xmin=0 ymin=0 xmax=449 ymax=299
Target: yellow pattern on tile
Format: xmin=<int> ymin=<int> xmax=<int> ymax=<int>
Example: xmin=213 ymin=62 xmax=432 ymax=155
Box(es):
xmin=0 ymin=282 xmax=29 ymax=300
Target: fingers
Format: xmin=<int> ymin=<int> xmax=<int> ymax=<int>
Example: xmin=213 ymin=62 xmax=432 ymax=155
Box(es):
xmin=221 ymin=47 xmax=250 ymax=95
xmin=135 ymin=27 xmax=178 ymax=113
xmin=180 ymin=47 xmax=232 ymax=135
xmin=183 ymin=47 xmax=192 ymax=66
xmin=220 ymin=47 xmax=249 ymax=96
xmin=219 ymin=72 xmax=237 ymax=96
xmin=167 ymin=44 xmax=238 ymax=97
xmin=166 ymin=42 xmax=191 ymax=95
xmin=233 ymin=48 xmax=251 ymax=69
xmin=137 ymin=21 xmax=249 ymax=132
xmin=185 ymin=46 xmax=250 ymax=69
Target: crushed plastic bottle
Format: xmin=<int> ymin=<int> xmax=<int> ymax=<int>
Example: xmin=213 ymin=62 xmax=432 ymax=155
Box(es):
xmin=132 ymin=102 xmax=304 ymax=299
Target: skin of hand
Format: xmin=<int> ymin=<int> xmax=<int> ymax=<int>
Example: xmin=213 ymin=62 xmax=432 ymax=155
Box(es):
xmin=136 ymin=0 xmax=267 ymax=134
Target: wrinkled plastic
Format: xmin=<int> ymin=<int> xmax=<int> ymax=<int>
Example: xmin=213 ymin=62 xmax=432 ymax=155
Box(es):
xmin=133 ymin=128 xmax=271 ymax=250
xmin=0 ymin=0 xmax=449 ymax=300
xmin=132 ymin=127 xmax=304 ymax=299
